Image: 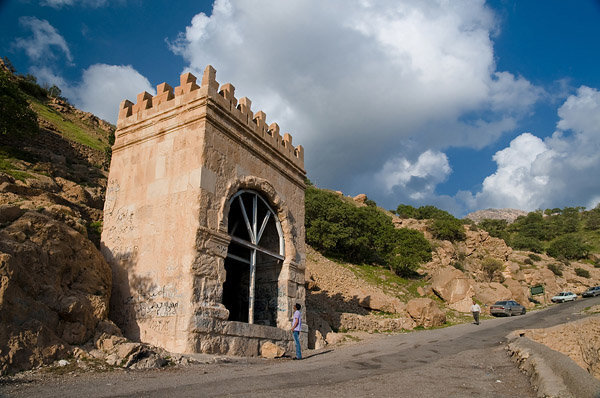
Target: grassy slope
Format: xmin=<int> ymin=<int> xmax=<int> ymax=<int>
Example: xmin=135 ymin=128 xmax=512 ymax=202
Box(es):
xmin=28 ymin=98 xmax=110 ymax=152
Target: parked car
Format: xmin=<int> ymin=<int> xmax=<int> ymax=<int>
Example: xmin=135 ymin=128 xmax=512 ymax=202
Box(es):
xmin=490 ymin=300 xmax=526 ymax=316
xmin=551 ymin=292 xmax=578 ymax=303
xmin=582 ymin=286 xmax=600 ymax=298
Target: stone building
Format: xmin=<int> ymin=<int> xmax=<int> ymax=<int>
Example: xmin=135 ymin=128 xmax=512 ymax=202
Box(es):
xmin=101 ymin=66 xmax=306 ymax=356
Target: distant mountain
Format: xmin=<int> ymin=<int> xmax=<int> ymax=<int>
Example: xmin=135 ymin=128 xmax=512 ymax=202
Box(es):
xmin=466 ymin=208 xmax=528 ymax=223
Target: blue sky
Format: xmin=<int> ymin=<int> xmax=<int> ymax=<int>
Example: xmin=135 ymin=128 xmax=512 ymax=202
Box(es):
xmin=1 ymin=0 xmax=600 ymax=216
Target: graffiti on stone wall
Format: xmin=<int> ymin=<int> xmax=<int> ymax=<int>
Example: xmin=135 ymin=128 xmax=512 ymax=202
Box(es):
xmin=124 ymin=284 xmax=182 ymax=319
xmin=134 ymin=301 xmax=179 ymax=318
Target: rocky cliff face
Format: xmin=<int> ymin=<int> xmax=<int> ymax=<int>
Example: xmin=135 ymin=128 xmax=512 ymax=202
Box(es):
xmin=465 ymin=208 xmax=528 ymax=223
xmin=0 ymin=211 xmax=111 ymax=374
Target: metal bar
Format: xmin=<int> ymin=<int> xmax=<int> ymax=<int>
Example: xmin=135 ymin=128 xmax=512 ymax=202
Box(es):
xmin=248 ymin=249 xmax=256 ymax=324
xmin=230 ymin=220 xmax=239 ymax=236
xmin=230 ymin=236 xmax=285 ymax=261
xmin=238 ymin=196 xmax=255 ymax=243
xmin=252 ymin=194 xmax=258 ymax=244
xmin=226 ymin=252 xmax=251 ymax=265
xmin=256 ymin=212 xmax=271 ymax=245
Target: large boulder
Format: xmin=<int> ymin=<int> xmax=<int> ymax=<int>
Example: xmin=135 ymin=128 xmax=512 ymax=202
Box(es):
xmin=430 ymin=267 xmax=474 ymax=312
xmin=307 ymin=311 xmax=333 ymax=349
xmin=503 ymin=278 xmax=532 ymax=308
xmin=0 ymin=211 xmax=112 ymax=375
xmin=260 ymin=342 xmax=285 ymax=359
xmin=406 ymin=298 xmax=446 ymax=327
xmin=473 ymin=282 xmax=512 ymax=308
xmin=349 ymin=287 xmax=405 ymax=313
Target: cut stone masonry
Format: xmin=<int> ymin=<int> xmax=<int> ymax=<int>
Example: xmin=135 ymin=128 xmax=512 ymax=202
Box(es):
xmin=102 ymin=65 xmax=307 ymax=357
xmin=117 ymin=66 xmax=304 ymax=170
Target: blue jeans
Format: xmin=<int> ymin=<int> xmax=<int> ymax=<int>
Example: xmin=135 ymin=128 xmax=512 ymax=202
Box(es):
xmin=293 ymin=331 xmax=302 ymax=359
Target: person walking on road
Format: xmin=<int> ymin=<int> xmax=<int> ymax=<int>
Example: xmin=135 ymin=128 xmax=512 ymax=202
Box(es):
xmin=292 ymin=303 xmax=302 ymax=360
xmin=471 ymin=299 xmax=481 ymax=325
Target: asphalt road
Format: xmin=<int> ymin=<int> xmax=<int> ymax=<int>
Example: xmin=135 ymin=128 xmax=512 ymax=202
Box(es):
xmin=3 ymin=296 xmax=599 ymax=398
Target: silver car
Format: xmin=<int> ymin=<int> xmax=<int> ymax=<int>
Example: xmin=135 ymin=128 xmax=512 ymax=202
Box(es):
xmin=490 ymin=300 xmax=526 ymax=316
xmin=582 ymin=286 xmax=600 ymax=298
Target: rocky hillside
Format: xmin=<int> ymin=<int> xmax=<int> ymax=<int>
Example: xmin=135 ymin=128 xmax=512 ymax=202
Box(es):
xmin=466 ymin=208 xmax=528 ymax=223
xmin=304 ymin=193 xmax=600 ymax=350
xmin=2 ymin=58 xmax=600 ymax=376
xmin=1 ymin=63 xmax=171 ymax=375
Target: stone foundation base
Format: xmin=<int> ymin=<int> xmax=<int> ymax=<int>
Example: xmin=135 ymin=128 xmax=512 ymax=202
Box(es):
xmin=191 ymin=318 xmax=307 ymax=356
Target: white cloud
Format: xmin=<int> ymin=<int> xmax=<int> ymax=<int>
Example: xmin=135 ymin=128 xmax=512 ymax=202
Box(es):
xmin=168 ymin=0 xmax=540 ymax=204
xmin=40 ymin=0 xmax=108 ymax=8
xmin=376 ymin=150 xmax=451 ymax=200
xmin=468 ymin=86 xmax=600 ymax=211
xmin=29 ymin=66 xmax=69 ymax=89
xmin=14 ymin=17 xmax=73 ymax=63
xmin=65 ymin=64 xmax=155 ymax=123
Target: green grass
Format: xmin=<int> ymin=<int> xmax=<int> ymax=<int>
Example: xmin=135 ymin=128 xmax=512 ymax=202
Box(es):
xmin=29 ymin=99 xmax=109 ymax=152
xmin=582 ymin=229 xmax=600 ymax=253
xmin=340 ymin=262 xmax=426 ymax=299
xmin=0 ymin=152 xmax=33 ymax=181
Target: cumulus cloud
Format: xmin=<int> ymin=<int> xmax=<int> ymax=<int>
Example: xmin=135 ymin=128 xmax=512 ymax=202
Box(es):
xmin=66 ymin=64 xmax=155 ymax=123
xmin=14 ymin=17 xmax=73 ymax=64
xmin=168 ymin=0 xmax=540 ymax=206
xmin=376 ymin=150 xmax=451 ymax=200
xmin=467 ymin=86 xmax=600 ymax=211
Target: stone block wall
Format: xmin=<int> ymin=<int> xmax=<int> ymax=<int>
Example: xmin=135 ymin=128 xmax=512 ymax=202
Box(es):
xmin=101 ymin=65 xmax=306 ymax=356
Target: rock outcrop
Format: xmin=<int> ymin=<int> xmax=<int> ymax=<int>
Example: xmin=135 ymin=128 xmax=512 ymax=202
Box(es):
xmin=0 ymin=211 xmax=111 ymax=374
xmin=466 ymin=208 xmax=528 ymax=223
xmin=430 ymin=267 xmax=474 ymax=312
xmin=406 ymin=298 xmax=446 ymax=327
xmin=521 ymin=316 xmax=600 ymax=380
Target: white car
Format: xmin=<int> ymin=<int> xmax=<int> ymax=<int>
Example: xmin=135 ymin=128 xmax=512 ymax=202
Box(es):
xmin=551 ymin=292 xmax=578 ymax=303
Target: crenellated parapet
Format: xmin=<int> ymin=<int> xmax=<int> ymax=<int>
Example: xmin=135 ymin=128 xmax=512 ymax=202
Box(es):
xmin=116 ymin=65 xmax=304 ymax=170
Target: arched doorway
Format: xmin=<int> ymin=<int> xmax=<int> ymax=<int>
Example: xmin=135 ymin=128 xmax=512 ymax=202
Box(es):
xmin=222 ymin=190 xmax=284 ymax=326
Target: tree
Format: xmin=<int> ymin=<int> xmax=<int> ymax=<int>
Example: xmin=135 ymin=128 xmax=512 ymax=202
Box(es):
xmin=396 ymin=204 xmax=418 ymax=219
xmin=306 ymin=186 xmax=432 ymax=275
xmin=509 ymin=234 xmax=543 ymax=253
xmin=482 ymin=258 xmax=503 ymax=282
xmin=584 ymin=206 xmax=600 ymax=231
xmin=428 ymin=218 xmax=466 ymax=242
xmin=546 ymin=234 xmax=590 ymax=260
xmin=47 ymin=84 xmax=62 ymax=98
xmin=387 ymin=228 xmax=432 ymax=276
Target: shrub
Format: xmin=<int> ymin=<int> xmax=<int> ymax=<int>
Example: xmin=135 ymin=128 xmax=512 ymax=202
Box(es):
xmin=547 ymin=234 xmax=590 ymax=260
xmin=415 ymin=205 xmax=454 ymax=220
xmin=524 ymin=258 xmax=534 ymax=265
xmin=528 ymin=253 xmax=542 ymax=262
xmin=387 ymin=228 xmax=432 ymax=276
xmin=306 ymin=187 xmax=432 ymax=274
xmin=575 ymin=268 xmax=590 ymax=278
xmin=478 ymin=219 xmax=509 ymax=242
xmin=451 ymin=261 xmax=464 ymax=271
xmin=510 ymin=234 xmax=544 ymax=253
xmin=428 ymin=218 xmax=466 ymax=242
xmin=547 ymin=263 xmax=563 ymax=276
xmin=365 ymin=199 xmax=377 ymax=207
xmin=396 ymin=204 xmax=418 ymax=219
xmin=0 ymin=70 xmax=39 ymax=137
xmin=584 ymin=207 xmax=600 ymax=230
xmin=482 ymin=257 xmax=504 ymax=282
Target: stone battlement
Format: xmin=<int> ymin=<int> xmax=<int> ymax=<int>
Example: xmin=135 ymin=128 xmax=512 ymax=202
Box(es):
xmin=116 ymin=65 xmax=304 ymax=169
